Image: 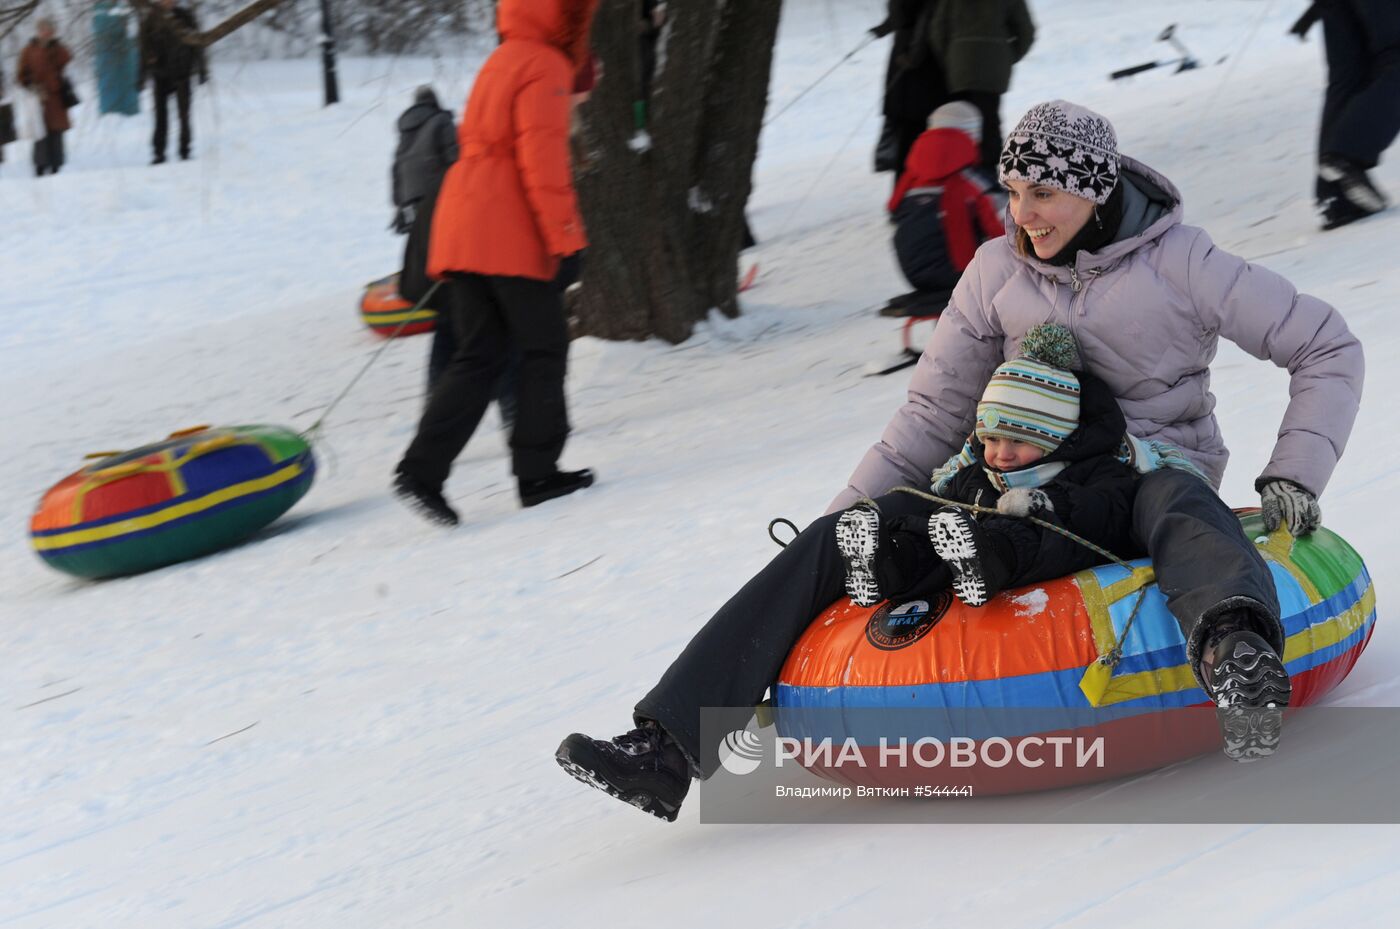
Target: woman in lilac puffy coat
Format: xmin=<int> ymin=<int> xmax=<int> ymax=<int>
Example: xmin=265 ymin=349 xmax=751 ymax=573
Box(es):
xmin=556 ymin=101 xmax=1363 ymax=821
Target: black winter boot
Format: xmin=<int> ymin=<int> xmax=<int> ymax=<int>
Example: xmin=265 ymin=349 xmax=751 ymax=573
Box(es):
xmin=519 ymin=468 xmax=595 ymax=508
xmin=556 ymin=722 xmax=692 ymax=822
xmin=392 ymin=471 xmax=460 ymax=527
xmin=1198 ymin=615 xmax=1291 ymax=763
xmin=1321 ymin=194 xmax=1378 ymax=231
xmin=927 ymin=508 xmax=1012 ymax=607
xmin=1318 ymin=155 xmax=1388 ymax=214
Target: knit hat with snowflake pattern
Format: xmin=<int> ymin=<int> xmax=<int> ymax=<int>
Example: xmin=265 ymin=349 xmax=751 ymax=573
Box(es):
xmin=998 ymin=100 xmax=1120 ymax=205
xmin=976 ymin=324 xmax=1083 ymax=453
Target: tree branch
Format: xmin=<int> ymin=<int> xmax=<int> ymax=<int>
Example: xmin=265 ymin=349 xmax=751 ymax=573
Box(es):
xmin=127 ymin=0 xmax=291 ymax=47
xmin=0 ymin=1 xmax=41 ymax=42
xmin=1 ymin=0 xmax=292 ymax=47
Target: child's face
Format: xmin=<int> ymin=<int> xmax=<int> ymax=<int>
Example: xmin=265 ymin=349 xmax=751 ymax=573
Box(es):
xmin=982 ymin=436 xmax=1045 ymax=470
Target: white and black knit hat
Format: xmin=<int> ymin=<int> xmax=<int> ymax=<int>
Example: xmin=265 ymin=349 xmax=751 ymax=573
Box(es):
xmin=997 ymin=100 xmax=1120 ymax=205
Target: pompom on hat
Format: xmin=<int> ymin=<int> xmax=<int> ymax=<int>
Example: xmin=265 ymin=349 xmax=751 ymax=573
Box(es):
xmin=997 ymin=100 xmax=1120 ymax=205
xmin=976 ymin=324 xmax=1084 ymax=453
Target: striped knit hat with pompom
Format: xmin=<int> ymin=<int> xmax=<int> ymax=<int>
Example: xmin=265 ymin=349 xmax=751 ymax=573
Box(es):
xmin=976 ymin=324 xmax=1083 ymax=453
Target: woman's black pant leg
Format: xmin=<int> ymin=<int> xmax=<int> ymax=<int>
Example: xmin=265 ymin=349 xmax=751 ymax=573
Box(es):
xmin=635 ymin=491 xmax=934 ymax=777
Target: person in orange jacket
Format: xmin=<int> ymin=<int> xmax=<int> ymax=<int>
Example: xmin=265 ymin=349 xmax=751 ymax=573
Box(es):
xmin=393 ymin=0 xmax=599 ymax=527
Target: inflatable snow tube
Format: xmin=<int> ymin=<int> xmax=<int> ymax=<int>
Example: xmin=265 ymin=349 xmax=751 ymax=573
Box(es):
xmin=773 ymin=511 xmax=1374 ymax=794
xmin=30 ymin=425 xmax=316 ymax=579
xmin=360 ymin=273 xmax=437 ymax=337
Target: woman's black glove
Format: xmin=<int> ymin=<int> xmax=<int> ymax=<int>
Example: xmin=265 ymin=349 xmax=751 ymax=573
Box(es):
xmin=555 ymin=250 xmax=585 ymax=291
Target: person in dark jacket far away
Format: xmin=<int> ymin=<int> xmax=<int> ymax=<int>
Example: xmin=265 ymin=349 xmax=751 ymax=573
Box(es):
xmin=392 ymin=86 xmax=459 ymax=236
xmin=554 ymin=100 xmax=1363 ymax=823
xmin=1291 ymin=0 xmax=1400 ymax=229
xmin=834 ymin=325 xmax=1139 ymax=615
xmin=139 ymin=0 xmax=207 ymax=164
xmin=881 ymin=100 xmax=1004 ymax=317
xmin=392 ymin=0 xmax=598 ymax=528
xmin=391 ymin=86 xmax=473 ymax=397
xmin=871 ymin=0 xmax=946 ymax=178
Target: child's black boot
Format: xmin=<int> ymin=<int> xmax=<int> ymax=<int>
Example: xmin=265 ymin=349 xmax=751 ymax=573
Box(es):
xmin=927 ymin=508 xmax=1013 ymax=607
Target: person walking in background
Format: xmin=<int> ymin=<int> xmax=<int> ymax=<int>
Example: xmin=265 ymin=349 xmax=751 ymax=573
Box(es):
xmin=392 ymin=0 xmax=598 ymax=528
xmin=138 ymin=0 xmax=207 ymax=164
xmin=1291 ymin=0 xmax=1400 ymax=229
xmin=925 ymin=0 xmax=1035 ymax=174
xmin=16 ymin=17 xmax=74 ymax=176
xmin=871 ymin=0 xmax=946 ymax=178
xmin=391 ymin=85 xmax=467 ymax=394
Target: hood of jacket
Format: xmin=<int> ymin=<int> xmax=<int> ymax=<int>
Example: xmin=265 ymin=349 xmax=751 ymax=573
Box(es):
xmin=970 ymin=369 xmax=1127 ymax=473
xmin=498 ymin=0 xmax=597 ymax=68
xmin=915 ymin=127 xmax=981 ymax=180
xmin=1001 ymin=154 xmax=1182 ymax=281
xmin=398 ymin=100 xmax=442 ymax=134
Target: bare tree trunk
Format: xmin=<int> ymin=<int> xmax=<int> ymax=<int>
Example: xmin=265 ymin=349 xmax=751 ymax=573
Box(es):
xmin=572 ymin=0 xmax=782 ymax=344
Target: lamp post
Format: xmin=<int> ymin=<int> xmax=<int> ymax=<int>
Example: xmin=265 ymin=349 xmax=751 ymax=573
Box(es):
xmin=318 ymin=0 xmax=339 ymax=106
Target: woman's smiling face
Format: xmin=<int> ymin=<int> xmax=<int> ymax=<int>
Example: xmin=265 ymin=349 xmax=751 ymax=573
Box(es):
xmin=1004 ymin=179 xmax=1096 ymax=260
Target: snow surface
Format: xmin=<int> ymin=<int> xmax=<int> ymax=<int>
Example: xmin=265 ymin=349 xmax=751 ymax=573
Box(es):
xmin=2 ymin=1 xmax=1397 ymax=926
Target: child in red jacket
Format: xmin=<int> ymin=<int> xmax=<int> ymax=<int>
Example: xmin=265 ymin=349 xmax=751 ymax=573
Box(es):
xmin=882 ymin=102 xmax=1005 ymax=317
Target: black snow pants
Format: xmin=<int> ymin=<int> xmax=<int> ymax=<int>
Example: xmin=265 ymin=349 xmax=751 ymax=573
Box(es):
xmin=32 ymin=130 xmax=64 ymax=174
xmin=1318 ymin=0 xmax=1400 ymax=174
xmin=636 ymin=470 xmax=1282 ymax=779
xmin=153 ymin=76 xmax=193 ymax=160
xmin=1131 ymin=470 xmax=1283 ymax=671
xmin=397 ymin=273 xmax=569 ymax=489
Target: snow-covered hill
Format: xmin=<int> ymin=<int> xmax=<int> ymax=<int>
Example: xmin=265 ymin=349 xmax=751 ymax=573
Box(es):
xmin=2 ymin=1 xmax=1396 ymax=926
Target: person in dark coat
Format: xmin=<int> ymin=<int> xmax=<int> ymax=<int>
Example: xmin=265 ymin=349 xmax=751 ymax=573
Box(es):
xmin=925 ymin=0 xmax=1035 ymax=173
xmin=392 ymin=86 xmax=459 ymax=234
xmin=1291 ymin=0 xmax=1400 ymax=228
xmin=872 ymin=0 xmax=947 ymax=178
xmin=833 ymin=328 xmax=1140 ymax=611
xmin=138 ymin=0 xmax=207 ymax=164
xmin=391 ymin=86 xmax=466 ymax=392
xmin=16 ymin=18 xmax=74 ymax=176
xmin=394 ymin=86 xmax=519 ymax=427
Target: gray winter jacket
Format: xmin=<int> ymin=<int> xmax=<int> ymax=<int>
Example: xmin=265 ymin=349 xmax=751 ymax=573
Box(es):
xmin=392 ymin=102 xmax=459 ymax=209
xmin=830 ymin=156 xmax=1363 ymax=513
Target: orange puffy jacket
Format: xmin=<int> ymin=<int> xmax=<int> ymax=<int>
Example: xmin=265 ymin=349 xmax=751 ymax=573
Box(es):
xmin=428 ymin=0 xmax=596 ymax=282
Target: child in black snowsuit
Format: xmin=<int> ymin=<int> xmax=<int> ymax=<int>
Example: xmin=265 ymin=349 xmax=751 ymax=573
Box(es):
xmin=836 ymin=324 xmax=1141 ymax=609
